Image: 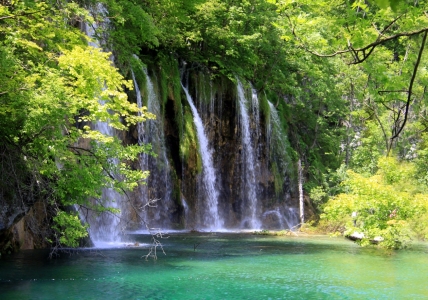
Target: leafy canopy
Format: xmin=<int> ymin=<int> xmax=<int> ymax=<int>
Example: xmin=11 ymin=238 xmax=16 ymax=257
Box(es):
xmin=0 ymin=0 xmax=154 ymax=247
xmin=322 ymin=157 xmax=428 ymax=249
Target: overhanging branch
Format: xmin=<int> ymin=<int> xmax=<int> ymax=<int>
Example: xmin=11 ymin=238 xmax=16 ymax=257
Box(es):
xmin=301 ymin=27 xmax=428 ymax=63
xmin=0 ymin=9 xmax=47 ymax=20
xmin=284 ymin=12 xmax=428 ymax=64
xmin=390 ymin=30 xmax=428 ymax=141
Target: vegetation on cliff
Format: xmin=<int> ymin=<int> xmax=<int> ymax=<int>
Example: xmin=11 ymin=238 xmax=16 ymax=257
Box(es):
xmin=1 ymin=0 xmax=428 ymax=250
xmin=0 ymin=0 xmax=153 ymax=249
xmin=273 ymin=0 xmax=428 ymax=248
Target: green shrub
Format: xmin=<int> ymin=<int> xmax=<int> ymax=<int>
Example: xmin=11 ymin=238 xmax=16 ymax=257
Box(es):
xmin=322 ymin=157 xmax=428 ymax=249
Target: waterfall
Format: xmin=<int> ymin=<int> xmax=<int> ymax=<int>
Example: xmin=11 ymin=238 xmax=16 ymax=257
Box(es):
xmin=251 ymin=87 xmax=260 ymax=132
xmin=132 ymin=65 xmax=174 ymax=229
xmin=86 ymin=127 xmax=123 ymax=247
xmin=181 ymin=198 xmax=189 ymax=228
xmin=182 ymin=84 xmax=223 ymax=230
xmin=267 ymin=101 xmax=300 ymax=230
xmin=284 ymin=207 xmax=300 ymax=230
xmin=74 ymin=43 xmax=298 ymax=234
xmin=74 ymin=7 xmax=125 ymax=247
xmin=251 ymin=86 xmax=263 ymax=177
xmin=131 ymin=70 xmax=144 ymax=146
xmin=237 ymin=80 xmax=261 ymax=229
xmin=80 ymin=4 xmax=108 ymax=49
xmin=267 ymin=101 xmax=289 ymax=170
xmin=262 ymin=209 xmax=285 ymax=229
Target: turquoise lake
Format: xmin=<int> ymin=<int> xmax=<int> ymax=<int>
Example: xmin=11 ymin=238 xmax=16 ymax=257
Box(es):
xmin=0 ymin=233 xmax=427 ymax=299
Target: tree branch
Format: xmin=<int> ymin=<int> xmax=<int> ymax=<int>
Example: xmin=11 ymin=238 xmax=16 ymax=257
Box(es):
xmin=287 ymin=12 xmax=428 ymax=65
xmin=377 ymin=89 xmax=408 ymax=95
xmin=0 ymin=9 xmax=47 ymax=20
xmin=379 ymin=14 xmax=404 ymax=37
xmin=390 ymin=30 xmax=427 ymax=141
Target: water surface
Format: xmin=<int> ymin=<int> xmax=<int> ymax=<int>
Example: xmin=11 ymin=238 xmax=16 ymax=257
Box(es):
xmin=0 ymin=233 xmax=427 ymax=299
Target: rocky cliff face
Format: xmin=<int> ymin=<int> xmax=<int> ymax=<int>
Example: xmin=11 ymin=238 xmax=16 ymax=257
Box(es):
xmin=0 ymin=145 xmax=52 ymax=253
xmin=1 ymin=61 xmax=300 ymax=253
xmin=127 ymin=66 xmax=299 ymax=231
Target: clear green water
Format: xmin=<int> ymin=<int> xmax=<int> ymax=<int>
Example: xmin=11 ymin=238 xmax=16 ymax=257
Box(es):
xmin=1 ymin=233 xmax=427 ymax=299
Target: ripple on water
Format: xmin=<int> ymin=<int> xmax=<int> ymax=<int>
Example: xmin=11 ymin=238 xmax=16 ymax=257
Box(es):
xmin=0 ymin=234 xmax=427 ymax=299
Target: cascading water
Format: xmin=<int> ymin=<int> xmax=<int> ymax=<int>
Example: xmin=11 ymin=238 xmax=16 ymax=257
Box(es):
xmin=262 ymin=209 xmax=285 ymax=229
xmin=86 ymin=125 xmax=123 ymax=246
xmin=69 ymin=0 xmax=303 ymax=235
xmin=75 ymin=6 xmax=126 ymax=247
xmin=251 ymin=87 xmax=261 ymax=135
xmin=181 ymin=198 xmax=190 ymax=228
xmin=77 ymin=49 xmax=298 ymax=234
xmin=132 ymin=65 xmax=174 ymax=229
xmin=130 ymin=74 xmax=299 ymax=231
xmin=182 ymin=84 xmax=223 ymax=230
xmin=131 ymin=69 xmax=144 ymax=146
xmin=284 ymin=207 xmax=300 ymax=230
xmin=251 ymin=85 xmax=262 ymax=161
xmin=267 ymin=101 xmax=290 ymax=172
xmin=236 ymin=80 xmax=261 ymax=229
xmin=266 ymin=101 xmax=299 ymax=230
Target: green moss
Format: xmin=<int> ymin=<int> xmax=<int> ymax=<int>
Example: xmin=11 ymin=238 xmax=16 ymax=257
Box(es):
xmin=153 ymin=54 xmax=184 ymax=139
xmin=271 ymin=161 xmax=282 ymax=197
xmin=190 ymin=72 xmax=213 ymax=105
xmin=168 ymin=165 xmax=181 ymax=205
xmin=180 ymin=109 xmax=202 ymax=174
xmin=258 ymin=93 xmax=271 ymax=122
xmin=253 ymin=229 xmax=295 ymax=236
xmin=172 ymin=81 xmax=183 ymax=140
xmin=157 ymin=61 xmax=169 ymax=109
xmin=276 ymin=102 xmax=290 ymax=135
xmin=129 ymin=57 xmax=149 ymax=106
xmin=263 ymin=97 xmax=298 ymax=197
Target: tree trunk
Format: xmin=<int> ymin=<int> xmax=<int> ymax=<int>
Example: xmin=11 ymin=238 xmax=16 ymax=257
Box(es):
xmin=298 ymin=158 xmax=304 ymax=224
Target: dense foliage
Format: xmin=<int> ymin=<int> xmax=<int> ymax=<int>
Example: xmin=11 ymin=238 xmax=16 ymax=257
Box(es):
xmin=322 ymin=157 xmax=428 ymax=249
xmin=0 ymin=0 xmax=153 ymax=248
xmin=2 ymin=0 xmax=428 ymax=250
xmin=271 ymin=0 xmax=428 ymax=248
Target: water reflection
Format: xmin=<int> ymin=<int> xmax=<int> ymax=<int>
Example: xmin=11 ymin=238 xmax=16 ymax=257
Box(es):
xmin=1 ymin=234 xmax=427 ymax=299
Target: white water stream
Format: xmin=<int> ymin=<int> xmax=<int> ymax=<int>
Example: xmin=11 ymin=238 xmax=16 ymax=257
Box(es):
xmin=237 ymin=80 xmax=261 ymax=229
xmin=132 ymin=65 xmax=174 ymax=229
xmin=267 ymin=101 xmax=289 ymax=169
xmin=76 ymin=8 xmax=124 ymax=247
xmin=182 ymin=84 xmax=223 ymax=230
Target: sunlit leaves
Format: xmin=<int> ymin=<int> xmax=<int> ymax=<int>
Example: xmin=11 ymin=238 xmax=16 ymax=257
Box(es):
xmin=57 ymin=45 xmax=153 ymax=130
xmin=322 ymin=157 xmax=428 ymax=248
xmin=0 ymin=0 xmax=155 ymax=248
xmin=100 ymin=0 xmax=159 ymax=61
xmin=371 ymin=0 xmax=405 ymax=11
xmin=53 ymin=211 xmax=89 ymax=248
